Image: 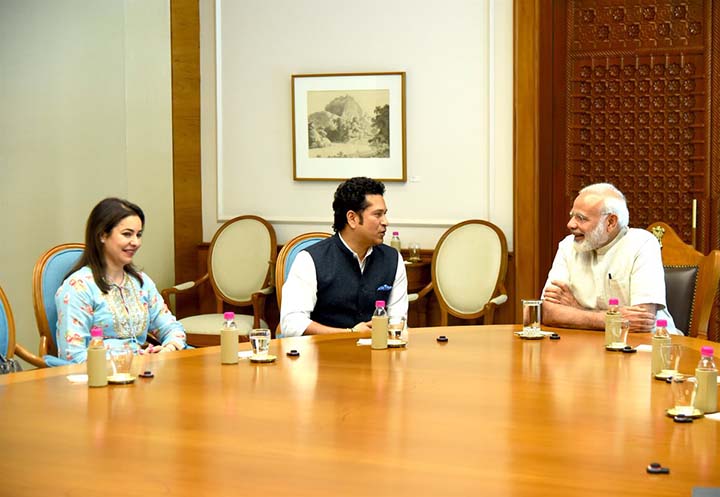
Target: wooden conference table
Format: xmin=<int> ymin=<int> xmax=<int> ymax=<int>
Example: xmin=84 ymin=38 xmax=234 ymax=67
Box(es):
xmin=1 ymin=326 xmax=718 ymax=496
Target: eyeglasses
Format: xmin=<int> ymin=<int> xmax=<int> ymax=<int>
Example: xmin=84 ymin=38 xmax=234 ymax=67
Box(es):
xmin=568 ymin=211 xmax=611 ymax=223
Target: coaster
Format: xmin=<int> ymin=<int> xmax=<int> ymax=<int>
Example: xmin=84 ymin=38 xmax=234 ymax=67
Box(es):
xmin=654 ymin=370 xmax=677 ymax=380
xmin=250 ymin=354 xmax=277 ymax=363
xmin=388 ymin=339 xmax=407 ymax=348
xmin=516 ymin=332 xmax=545 ymax=340
xmin=666 ymin=407 xmax=704 ymax=419
xmin=605 ymin=344 xmax=626 ymax=351
xmin=107 ymin=373 xmax=136 ymax=384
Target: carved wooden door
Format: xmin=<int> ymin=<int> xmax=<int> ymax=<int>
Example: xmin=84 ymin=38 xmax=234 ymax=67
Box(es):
xmin=539 ymin=1 xmax=720 ymax=339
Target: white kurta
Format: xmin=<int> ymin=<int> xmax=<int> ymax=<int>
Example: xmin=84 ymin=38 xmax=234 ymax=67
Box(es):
xmin=542 ymin=227 xmax=680 ymax=334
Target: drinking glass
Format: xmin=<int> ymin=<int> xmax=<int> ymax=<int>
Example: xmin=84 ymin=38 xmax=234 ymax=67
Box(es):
xmin=607 ymin=320 xmax=631 ymax=349
xmin=670 ymin=374 xmax=698 ymax=416
xmin=408 ymin=243 xmax=421 ymax=263
xmin=388 ymin=316 xmax=407 ymax=341
xmin=249 ymin=328 xmax=271 ymax=358
xmin=522 ymin=300 xmax=542 ymax=336
xmin=660 ymin=343 xmax=682 ymax=376
xmin=108 ymin=346 xmax=134 ymax=380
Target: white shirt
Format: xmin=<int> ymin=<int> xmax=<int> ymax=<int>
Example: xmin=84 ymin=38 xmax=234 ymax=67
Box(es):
xmin=280 ymin=234 xmax=409 ymax=337
xmin=542 ymin=227 xmax=680 ymax=334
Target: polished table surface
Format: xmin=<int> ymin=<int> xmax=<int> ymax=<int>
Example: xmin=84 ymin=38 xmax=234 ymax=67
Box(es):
xmin=1 ymin=326 xmax=718 ymax=496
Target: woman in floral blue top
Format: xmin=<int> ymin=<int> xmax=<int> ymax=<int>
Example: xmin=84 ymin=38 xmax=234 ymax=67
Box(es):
xmin=56 ymin=198 xmax=187 ymax=363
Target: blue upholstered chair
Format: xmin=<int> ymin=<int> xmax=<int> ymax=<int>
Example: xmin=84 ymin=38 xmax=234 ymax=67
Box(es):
xmin=1 ymin=284 xmax=44 ymax=369
xmin=274 ymin=232 xmax=331 ymax=337
xmin=32 ymin=243 xmax=84 ymax=366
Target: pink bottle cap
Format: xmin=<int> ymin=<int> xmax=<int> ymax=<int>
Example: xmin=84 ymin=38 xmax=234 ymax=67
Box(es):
xmin=701 ymin=346 xmax=714 ymax=356
xmin=90 ymin=326 xmax=103 ymax=337
xmin=223 ymin=311 xmax=235 ymax=320
xmin=392 ymin=231 xmax=399 ymax=235
xmin=375 ymin=300 xmax=386 ymax=307
xmin=656 ymin=319 xmax=668 ymax=327
xmin=608 ymin=298 xmax=619 ymax=305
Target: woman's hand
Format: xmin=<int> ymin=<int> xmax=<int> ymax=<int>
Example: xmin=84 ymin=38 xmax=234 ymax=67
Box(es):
xmin=144 ymin=344 xmax=177 ymax=354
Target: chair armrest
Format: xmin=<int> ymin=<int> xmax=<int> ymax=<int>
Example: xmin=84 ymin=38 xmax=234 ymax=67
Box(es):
xmin=256 ymin=285 xmax=275 ymax=296
xmin=409 ymin=282 xmax=433 ymax=303
xmin=14 ymin=343 xmax=48 ymax=368
xmin=160 ymin=274 xmax=209 ymax=309
xmin=490 ymin=294 xmax=508 ymax=306
xmin=38 ymin=335 xmax=49 ymax=357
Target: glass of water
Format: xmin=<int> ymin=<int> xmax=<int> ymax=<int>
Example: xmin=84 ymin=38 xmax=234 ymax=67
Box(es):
xmin=388 ymin=315 xmax=407 ymax=341
xmin=522 ymin=299 xmax=543 ymax=336
xmin=670 ymin=374 xmax=698 ymax=416
xmin=248 ymin=328 xmax=271 ymax=358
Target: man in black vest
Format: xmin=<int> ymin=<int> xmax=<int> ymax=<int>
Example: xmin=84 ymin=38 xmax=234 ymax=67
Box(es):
xmin=280 ymin=177 xmax=408 ymax=336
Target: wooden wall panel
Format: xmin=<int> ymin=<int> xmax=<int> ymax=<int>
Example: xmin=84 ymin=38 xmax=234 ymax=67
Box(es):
xmin=514 ymin=0 xmax=543 ymax=315
xmin=170 ymin=0 xmax=202 ymax=314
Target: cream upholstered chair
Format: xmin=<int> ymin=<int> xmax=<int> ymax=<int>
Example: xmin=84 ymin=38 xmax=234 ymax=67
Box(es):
xmin=274 ymin=232 xmax=331 ymax=337
xmin=647 ymin=222 xmax=720 ymax=339
xmin=421 ymin=220 xmax=509 ymax=326
xmin=1 ymin=284 xmax=44 ymax=370
xmin=32 ymin=243 xmax=85 ymax=367
xmin=162 ymin=215 xmax=277 ymax=346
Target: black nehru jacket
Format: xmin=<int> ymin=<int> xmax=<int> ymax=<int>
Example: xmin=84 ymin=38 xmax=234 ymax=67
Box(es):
xmin=306 ymin=234 xmax=398 ymax=329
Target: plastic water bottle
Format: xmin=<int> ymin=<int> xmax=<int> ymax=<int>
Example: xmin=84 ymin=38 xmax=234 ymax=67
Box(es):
xmin=695 ymin=346 xmax=717 ymax=413
xmin=220 ymin=311 xmax=239 ymax=364
xmin=604 ymin=298 xmax=621 ymax=347
xmin=651 ymin=319 xmax=671 ymax=376
xmin=390 ymin=231 xmax=402 ymax=252
xmin=87 ymin=326 xmax=108 ymax=387
xmin=371 ymin=300 xmax=388 ymax=350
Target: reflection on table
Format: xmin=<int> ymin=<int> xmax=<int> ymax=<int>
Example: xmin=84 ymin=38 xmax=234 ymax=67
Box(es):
xmin=1 ymin=326 xmax=718 ymax=496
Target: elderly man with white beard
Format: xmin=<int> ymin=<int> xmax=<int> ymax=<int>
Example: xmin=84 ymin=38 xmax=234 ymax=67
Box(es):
xmin=541 ymin=183 xmax=679 ymax=334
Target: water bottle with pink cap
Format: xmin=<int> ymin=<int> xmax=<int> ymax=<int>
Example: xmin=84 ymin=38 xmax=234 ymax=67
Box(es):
xmin=604 ymin=298 xmax=621 ymax=348
xmin=695 ymin=346 xmax=717 ymax=413
xmin=651 ymin=318 xmax=671 ymax=377
xmin=220 ymin=311 xmax=239 ymax=364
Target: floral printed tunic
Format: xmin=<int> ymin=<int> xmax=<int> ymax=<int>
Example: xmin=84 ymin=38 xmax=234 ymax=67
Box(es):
xmin=56 ymin=266 xmax=186 ymax=363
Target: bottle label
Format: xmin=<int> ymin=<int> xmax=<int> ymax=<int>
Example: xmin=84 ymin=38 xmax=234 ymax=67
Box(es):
xmin=371 ymin=315 xmax=388 ymax=349
xmin=220 ymin=328 xmax=239 ymax=364
xmin=87 ymin=346 xmax=108 ymax=387
xmin=694 ymin=369 xmax=718 ymax=413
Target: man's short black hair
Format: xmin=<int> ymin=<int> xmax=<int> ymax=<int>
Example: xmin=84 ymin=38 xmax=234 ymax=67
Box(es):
xmin=332 ymin=177 xmax=386 ymax=232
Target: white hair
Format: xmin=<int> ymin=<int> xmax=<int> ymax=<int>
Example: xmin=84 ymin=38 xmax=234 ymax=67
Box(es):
xmin=579 ymin=183 xmax=629 ymax=228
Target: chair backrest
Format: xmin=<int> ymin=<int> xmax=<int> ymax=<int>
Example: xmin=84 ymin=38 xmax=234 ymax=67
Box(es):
xmin=431 ymin=220 xmax=508 ymax=321
xmin=275 ymin=232 xmax=331 ymax=309
xmin=32 ymin=243 xmax=85 ymax=357
xmin=0 ymin=285 xmax=16 ymax=358
xmin=208 ymin=215 xmax=277 ymax=305
xmin=647 ymin=222 xmax=720 ymax=339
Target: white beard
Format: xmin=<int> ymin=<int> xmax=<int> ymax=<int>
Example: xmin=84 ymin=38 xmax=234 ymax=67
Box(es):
xmin=573 ymin=221 xmax=609 ymax=253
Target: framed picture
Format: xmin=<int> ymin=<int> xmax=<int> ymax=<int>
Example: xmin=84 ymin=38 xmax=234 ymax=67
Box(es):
xmin=292 ymin=72 xmax=406 ymax=182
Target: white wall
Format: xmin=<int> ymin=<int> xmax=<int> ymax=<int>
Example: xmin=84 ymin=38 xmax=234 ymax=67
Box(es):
xmin=201 ymin=0 xmax=513 ymax=251
xmin=0 ymin=0 xmax=174 ymax=364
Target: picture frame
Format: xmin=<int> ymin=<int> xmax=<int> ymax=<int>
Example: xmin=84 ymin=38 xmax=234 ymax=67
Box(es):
xmin=292 ymin=72 xmax=406 ymax=182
